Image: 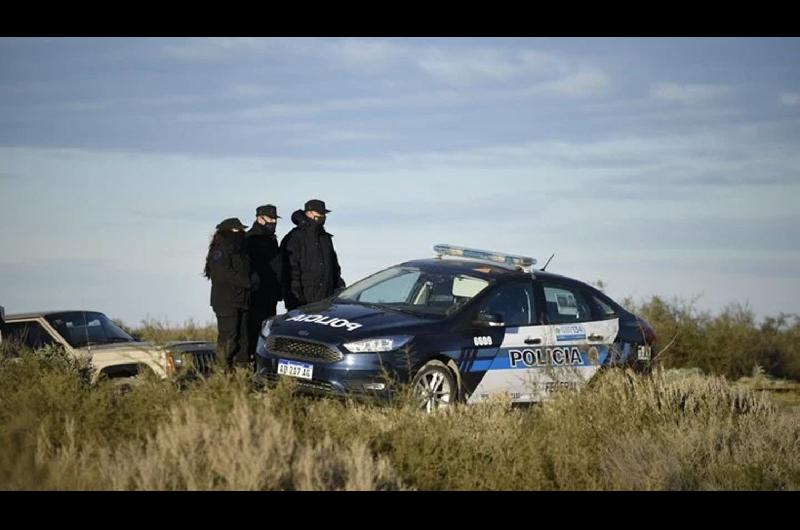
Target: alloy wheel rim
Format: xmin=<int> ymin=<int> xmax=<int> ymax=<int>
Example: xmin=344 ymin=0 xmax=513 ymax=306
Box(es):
xmin=415 ymin=371 xmax=452 ymax=412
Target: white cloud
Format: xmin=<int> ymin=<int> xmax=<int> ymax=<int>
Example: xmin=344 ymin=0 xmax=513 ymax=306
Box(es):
xmin=176 ymin=90 xmax=473 ymax=123
xmin=518 ymin=49 xmax=562 ymax=72
xmin=415 ymin=45 xmax=610 ymax=95
xmin=326 ymin=38 xmax=409 ymax=71
xmin=161 ymin=38 xmax=272 ymax=61
xmin=540 ymin=69 xmax=610 ymax=97
xmin=779 ymin=92 xmax=800 ymax=106
xmin=418 ymin=48 xmax=522 ymax=85
xmin=227 ymin=83 xmax=271 ymax=98
xmin=286 ymin=129 xmax=394 ymax=145
xmin=651 ymin=82 xmax=732 ymax=104
xmin=55 ymin=100 xmax=110 ymax=112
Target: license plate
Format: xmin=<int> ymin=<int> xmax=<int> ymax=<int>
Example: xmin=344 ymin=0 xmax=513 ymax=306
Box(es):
xmin=277 ymin=359 xmax=313 ymax=380
xmin=637 ymin=345 xmax=652 ymax=361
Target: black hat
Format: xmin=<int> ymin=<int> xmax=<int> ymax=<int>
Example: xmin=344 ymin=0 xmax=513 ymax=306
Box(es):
xmin=256 ymin=204 xmax=281 ymax=218
xmin=216 ymin=217 xmax=248 ymax=231
xmin=304 ymin=199 xmax=331 ymax=214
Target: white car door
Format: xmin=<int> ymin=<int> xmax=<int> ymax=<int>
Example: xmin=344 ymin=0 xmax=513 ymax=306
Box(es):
xmin=468 ymin=280 xmax=618 ymax=404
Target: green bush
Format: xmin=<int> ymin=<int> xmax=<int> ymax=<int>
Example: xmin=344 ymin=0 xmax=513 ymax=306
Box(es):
xmin=628 ymin=296 xmax=800 ymax=380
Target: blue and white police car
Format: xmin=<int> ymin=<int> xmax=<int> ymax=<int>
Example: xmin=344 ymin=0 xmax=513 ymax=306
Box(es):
xmin=255 ymin=245 xmax=656 ymax=411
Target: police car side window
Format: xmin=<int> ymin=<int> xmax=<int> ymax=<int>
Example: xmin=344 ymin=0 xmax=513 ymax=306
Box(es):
xmin=543 ymin=284 xmax=593 ymax=324
xmin=479 ymin=283 xmax=534 ymax=327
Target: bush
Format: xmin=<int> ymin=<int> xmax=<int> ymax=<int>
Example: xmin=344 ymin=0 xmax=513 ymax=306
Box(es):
xmin=628 ymin=296 xmax=800 ymax=380
xmin=1 ymin=345 xmax=798 ymax=490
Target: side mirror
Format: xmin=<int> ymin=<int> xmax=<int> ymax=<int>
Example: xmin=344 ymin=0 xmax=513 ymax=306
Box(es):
xmin=473 ymin=311 xmax=504 ymax=328
xmin=0 ymin=305 xmax=5 ymax=323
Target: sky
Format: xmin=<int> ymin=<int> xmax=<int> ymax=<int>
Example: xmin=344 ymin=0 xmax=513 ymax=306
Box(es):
xmin=1 ymin=37 xmax=799 ymax=325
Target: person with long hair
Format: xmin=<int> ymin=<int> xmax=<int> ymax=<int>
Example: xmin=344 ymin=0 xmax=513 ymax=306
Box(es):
xmin=204 ymin=218 xmax=257 ymax=370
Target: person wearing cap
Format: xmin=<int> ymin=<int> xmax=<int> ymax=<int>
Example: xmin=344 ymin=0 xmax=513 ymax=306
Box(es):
xmin=245 ymin=204 xmax=283 ymax=358
xmin=204 ymin=217 xmax=257 ymax=370
xmin=280 ymin=199 xmax=345 ymax=311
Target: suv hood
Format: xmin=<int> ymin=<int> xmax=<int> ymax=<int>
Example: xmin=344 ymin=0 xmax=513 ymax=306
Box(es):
xmin=76 ymin=341 xmax=161 ymax=355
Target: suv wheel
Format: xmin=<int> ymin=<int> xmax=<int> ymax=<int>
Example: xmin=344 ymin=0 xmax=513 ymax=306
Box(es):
xmin=412 ymin=360 xmax=457 ymax=412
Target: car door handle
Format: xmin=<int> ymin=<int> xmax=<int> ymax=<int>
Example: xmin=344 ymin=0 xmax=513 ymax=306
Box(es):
xmin=524 ymin=337 xmax=542 ymax=345
xmin=588 ymin=334 xmax=604 ymax=341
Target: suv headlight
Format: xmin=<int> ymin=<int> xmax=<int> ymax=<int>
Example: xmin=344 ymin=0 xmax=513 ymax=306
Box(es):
xmin=343 ymin=335 xmax=412 ymax=353
xmin=261 ymin=318 xmax=274 ymax=338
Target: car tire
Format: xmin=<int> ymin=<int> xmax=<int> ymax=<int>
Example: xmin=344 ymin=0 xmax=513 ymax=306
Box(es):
xmin=411 ymin=360 xmax=458 ymax=412
xmin=109 ymin=375 xmax=144 ymax=394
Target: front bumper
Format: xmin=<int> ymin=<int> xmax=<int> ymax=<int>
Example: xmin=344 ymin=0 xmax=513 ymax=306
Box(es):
xmin=255 ymin=336 xmax=413 ymax=399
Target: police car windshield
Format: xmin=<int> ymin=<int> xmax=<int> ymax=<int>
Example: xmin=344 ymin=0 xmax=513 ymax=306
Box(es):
xmin=335 ymin=266 xmax=491 ymax=318
xmin=45 ymin=312 xmax=136 ymax=348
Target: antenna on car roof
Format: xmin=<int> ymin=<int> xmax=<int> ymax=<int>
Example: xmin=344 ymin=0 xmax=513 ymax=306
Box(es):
xmin=541 ymin=253 xmax=555 ymax=271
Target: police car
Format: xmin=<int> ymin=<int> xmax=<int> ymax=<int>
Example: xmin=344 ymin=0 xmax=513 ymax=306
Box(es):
xmin=255 ymin=245 xmax=656 ymax=411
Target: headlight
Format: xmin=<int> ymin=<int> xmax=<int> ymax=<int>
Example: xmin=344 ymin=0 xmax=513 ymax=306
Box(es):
xmin=261 ymin=318 xmax=274 ymax=338
xmin=343 ymin=335 xmax=412 ymax=353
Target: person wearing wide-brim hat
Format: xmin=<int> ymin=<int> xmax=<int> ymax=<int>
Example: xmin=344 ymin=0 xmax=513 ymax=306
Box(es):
xmin=280 ymin=199 xmax=345 ymax=311
xmin=245 ymin=204 xmax=283 ymax=359
xmin=204 ymin=217 xmax=257 ymax=370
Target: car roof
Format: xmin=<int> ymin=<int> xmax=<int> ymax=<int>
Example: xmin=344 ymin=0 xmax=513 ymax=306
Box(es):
xmin=5 ymin=310 xmax=104 ymax=321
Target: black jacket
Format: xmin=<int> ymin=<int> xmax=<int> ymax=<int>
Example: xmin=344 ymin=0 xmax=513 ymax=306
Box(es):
xmin=246 ymin=222 xmax=282 ymax=308
xmin=208 ymin=233 xmax=252 ymax=313
xmin=280 ymin=210 xmax=345 ymax=309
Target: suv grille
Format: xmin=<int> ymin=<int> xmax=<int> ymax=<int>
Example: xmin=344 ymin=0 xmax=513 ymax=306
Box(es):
xmin=264 ymin=336 xmax=343 ymax=363
xmin=189 ymin=350 xmax=216 ymax=375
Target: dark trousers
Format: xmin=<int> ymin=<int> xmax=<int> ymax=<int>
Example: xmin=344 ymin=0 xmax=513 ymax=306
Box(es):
xmin=216 ymin=308 xmax=250 ymax=370
xmin=247 ymin=303 xmax=277 ymax=359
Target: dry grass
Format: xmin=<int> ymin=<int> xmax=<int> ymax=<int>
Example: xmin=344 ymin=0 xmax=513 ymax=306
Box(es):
xmin=115 ymin=317 xmax=217 ymax=344
xmin=1 ymin=345 xmax=798 ymax=490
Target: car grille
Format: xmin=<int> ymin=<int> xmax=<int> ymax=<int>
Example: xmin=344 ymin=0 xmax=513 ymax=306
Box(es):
xmin=264 ymin=336 xmax=343 ymax=363
xmin=189 ymin=350 xmax=217 ymax=375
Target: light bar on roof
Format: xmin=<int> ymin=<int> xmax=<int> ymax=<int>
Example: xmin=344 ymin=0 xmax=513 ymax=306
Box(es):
xmin=433 ymin=244 xmax=536 ymax=269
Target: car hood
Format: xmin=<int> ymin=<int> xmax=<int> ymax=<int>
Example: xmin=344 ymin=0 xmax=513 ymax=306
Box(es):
xmin=269 ymin=300 xmax=439 ymax=343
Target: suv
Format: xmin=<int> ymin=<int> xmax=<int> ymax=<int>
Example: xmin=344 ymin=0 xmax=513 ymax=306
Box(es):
xmin=0 ymin=308 xmax=216 ymax=383
xmin=255 ymin=245 xmax=656 ymax=410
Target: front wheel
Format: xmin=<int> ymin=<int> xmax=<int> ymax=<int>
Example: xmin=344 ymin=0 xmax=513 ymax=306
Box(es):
xmin=107 ymin=375 xmax=145 ymax=394
xmin=411 ymin=360 xmax=458 ymax=412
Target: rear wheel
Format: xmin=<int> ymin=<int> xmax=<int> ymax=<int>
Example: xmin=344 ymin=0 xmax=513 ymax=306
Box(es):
xmin=412 ymin=360 xmax=457 ymax=412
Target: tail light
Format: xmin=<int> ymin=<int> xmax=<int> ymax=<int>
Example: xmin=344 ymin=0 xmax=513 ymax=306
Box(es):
xmin=636 ymin=317 xmax=657 ymax=345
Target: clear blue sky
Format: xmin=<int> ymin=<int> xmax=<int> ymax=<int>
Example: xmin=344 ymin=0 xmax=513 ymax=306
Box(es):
xmin=1 ymin=37 xmax=799 ymax=325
